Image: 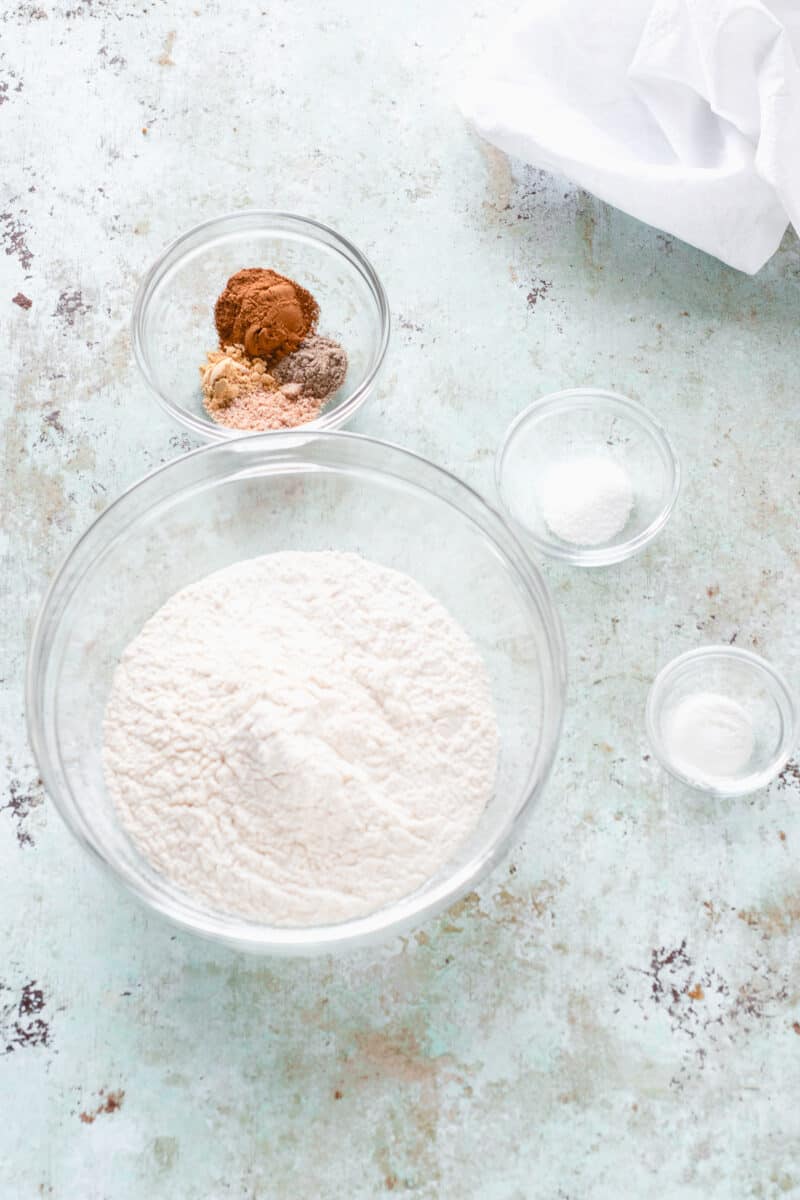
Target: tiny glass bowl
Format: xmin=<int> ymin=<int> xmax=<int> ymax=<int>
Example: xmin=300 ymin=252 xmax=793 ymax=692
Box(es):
xmin=495 ymin=388 xmax=680 ymax=567
xmin=131 ymin=211 xmax=390 ymax=442
xmin=646 ymin=646 xmax=798 ymax=797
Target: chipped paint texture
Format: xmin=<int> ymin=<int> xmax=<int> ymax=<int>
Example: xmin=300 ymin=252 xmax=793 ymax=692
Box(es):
xmin=2 ymin=2 xmax=800 ymax=1197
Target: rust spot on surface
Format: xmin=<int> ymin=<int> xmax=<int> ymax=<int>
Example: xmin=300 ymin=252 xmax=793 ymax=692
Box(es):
xmin=18 ymin=983 xmax=44 ymax=1017
xmin=441 ymin=890 xmax=482 ymax=931
xmin=8 ymin=4 xmax=48 ymax=17
xmin=514 ymin=167 xmax=547 ymax=221
xmin=0 ymin=75 xmax=24 ymax=106
xmin=333 ymin=1088 xmax=343 ymax=1100
xmin=354 ymin=1030 xmax=441 ymax=1088
xmin=576 ymin=194 xmax=604 ymax=276
xmin=396 ymin=314 xmax=424 ymax=347
xmin=706 ymin=585 xmax=719 ymax=598
xmin=12 ymin=291 xmax=31 ymax=308
xmin=644 ymin=940 xmax=692 ymax=1005
xmin=79 ymin=1089 xmax=125 ymax=1124
xmin=478 ymin=140 xmax=513 ymax=217
xmin=54 ymin=289 xmax=91 ymax=328
xmin=492 ymin=885 xmax=522 ymax=919
xmin=526 ymin=279 xmax=551 ymax=309
xmin=737 ymin=892 xmax=800 ymax=937
xmin=529 ymin=878 xmax=564 ymax=919
xmin=1 ymin=980 xmax=49 ymax=1054
xmin=97 ymin=45 xmax=127 ymax=71
xmin=385 ymin=1175 xmax=398 ymax=1191
xmin=42 ymin=409 xmax=65 ymax=437
xmin=2 ymin=775 xmax=44 ymax=847
xmin=792 ymin=1022 xmax=800 ymax=1035
xmin=777 ymin=761 xmax=800 ymax=790
xmin=397 ymin=315 xmax=423 ymax=332
xmin=1 ymin=209 xmax=33 ymax=272
xmin=780 ymin=831 xmax=787 ymax=842
xmin=156 ymin=30 xmax=176 ymax=66
xmin=688 ymin=984 xmax=704 ymax=1001
xmin=357 ymin=1027 xmax=451 ymax=1193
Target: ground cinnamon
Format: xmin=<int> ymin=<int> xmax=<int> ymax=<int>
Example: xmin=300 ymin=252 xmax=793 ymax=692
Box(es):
xmin=214 ymin=267 xmax=318 ymax=363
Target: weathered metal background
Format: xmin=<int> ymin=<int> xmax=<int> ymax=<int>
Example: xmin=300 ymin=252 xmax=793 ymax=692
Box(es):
xmin=2 ymin=1 xmax=799 ymax=1195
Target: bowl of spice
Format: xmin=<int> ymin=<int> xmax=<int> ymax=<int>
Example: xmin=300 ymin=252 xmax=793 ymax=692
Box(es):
xmin=132 ymin=211 xmax=390 ymax=440
xmin=27 ymin=432 xmax=566 ymax=953
xmin=495 ymin=389 xmax=680 ymax=567
xmin=646 ymin=646 xmax=798 ymax=797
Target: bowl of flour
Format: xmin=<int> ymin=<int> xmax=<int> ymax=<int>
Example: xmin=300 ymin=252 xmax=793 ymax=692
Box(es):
xmin=27 ymin=432 xmax=566 ymax=953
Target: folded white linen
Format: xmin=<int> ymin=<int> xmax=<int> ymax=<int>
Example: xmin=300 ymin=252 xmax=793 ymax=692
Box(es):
xmin=459 ymin=0 xmax=800 ymax=272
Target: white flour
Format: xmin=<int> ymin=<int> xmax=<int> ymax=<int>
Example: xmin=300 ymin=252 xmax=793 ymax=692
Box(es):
xmin=539 ymin=454 xmax=634 ymax=545
xmin=103 ymin=552 xmax=498 ymax=926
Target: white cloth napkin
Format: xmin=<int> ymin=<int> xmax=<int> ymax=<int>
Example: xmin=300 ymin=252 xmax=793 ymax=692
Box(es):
xmin=459 ymin=0 xmax=800 ymax=273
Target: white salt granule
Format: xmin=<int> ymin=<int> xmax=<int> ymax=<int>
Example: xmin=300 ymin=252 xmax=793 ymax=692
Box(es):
xmin=103 ymin=552 xmax=498 ymax=926
xmin=664 ymin=691 xmax=754 ymax=780
xmin=539 ymin=454 xmax=634 ymax=546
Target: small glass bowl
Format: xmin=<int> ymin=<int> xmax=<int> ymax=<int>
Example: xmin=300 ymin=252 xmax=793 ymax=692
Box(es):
xmin=131 ymin=211 xmax=390 ymax=442
xmin=495 ymin=389 xmax=680 ymax=567
xmin=646 ymin=646 xmax=798 ymax=797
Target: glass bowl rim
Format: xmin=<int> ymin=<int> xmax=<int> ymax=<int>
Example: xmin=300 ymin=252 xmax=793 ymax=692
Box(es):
xmin=130 ymin=209 xmax=391 ymax=443
xmin=26 ymin=430 xmax=567 ymax=953
xmin=645 ymin=644 xmax=799 ymax=797
xmin=494 ymin=387 xmax=681 ymax=567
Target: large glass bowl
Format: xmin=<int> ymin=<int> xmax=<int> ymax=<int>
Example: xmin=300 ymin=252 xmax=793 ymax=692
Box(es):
xmin=26 ymin=433 xmax=566 ymax=954
xmin=132 ymin=211 xmax=390 ymax=441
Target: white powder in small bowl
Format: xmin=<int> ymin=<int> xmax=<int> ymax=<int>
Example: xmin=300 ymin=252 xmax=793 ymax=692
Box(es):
xmin=664 ymin=691 xmax=754 ymax=781
xmin=538 ymin=454 xmax=634 ymax=546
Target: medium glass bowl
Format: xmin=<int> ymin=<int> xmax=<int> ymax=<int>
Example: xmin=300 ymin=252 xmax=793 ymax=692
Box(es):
xmin=131 ymin=211 xmax=390 ymax=441
xmin=646 ymin=646 xmax=798 ymax=797
xmin=27 ymin=433 xmax=566 ymax=954
xmin=495 ymin=389 xmax=680 ymax=567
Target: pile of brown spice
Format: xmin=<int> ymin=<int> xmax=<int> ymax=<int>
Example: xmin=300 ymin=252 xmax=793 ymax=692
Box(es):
xmin=199 ymin=267 xmax=348 ymax=431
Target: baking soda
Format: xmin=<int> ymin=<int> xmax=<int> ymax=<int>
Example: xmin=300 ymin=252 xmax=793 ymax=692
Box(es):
xmin=664 ymin=691 xmax=754 ymax=780
xmin=539 ymin=454 xmax=634 ymax=546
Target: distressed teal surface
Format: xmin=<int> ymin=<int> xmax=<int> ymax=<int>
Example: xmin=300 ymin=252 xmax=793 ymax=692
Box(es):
xmin=2 ymin=2 xmax=800 ymax=1196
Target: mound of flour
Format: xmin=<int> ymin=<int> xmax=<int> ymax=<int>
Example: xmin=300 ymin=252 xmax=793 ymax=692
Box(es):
xmin=103 ymin=552 xmax=498 ymax=926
